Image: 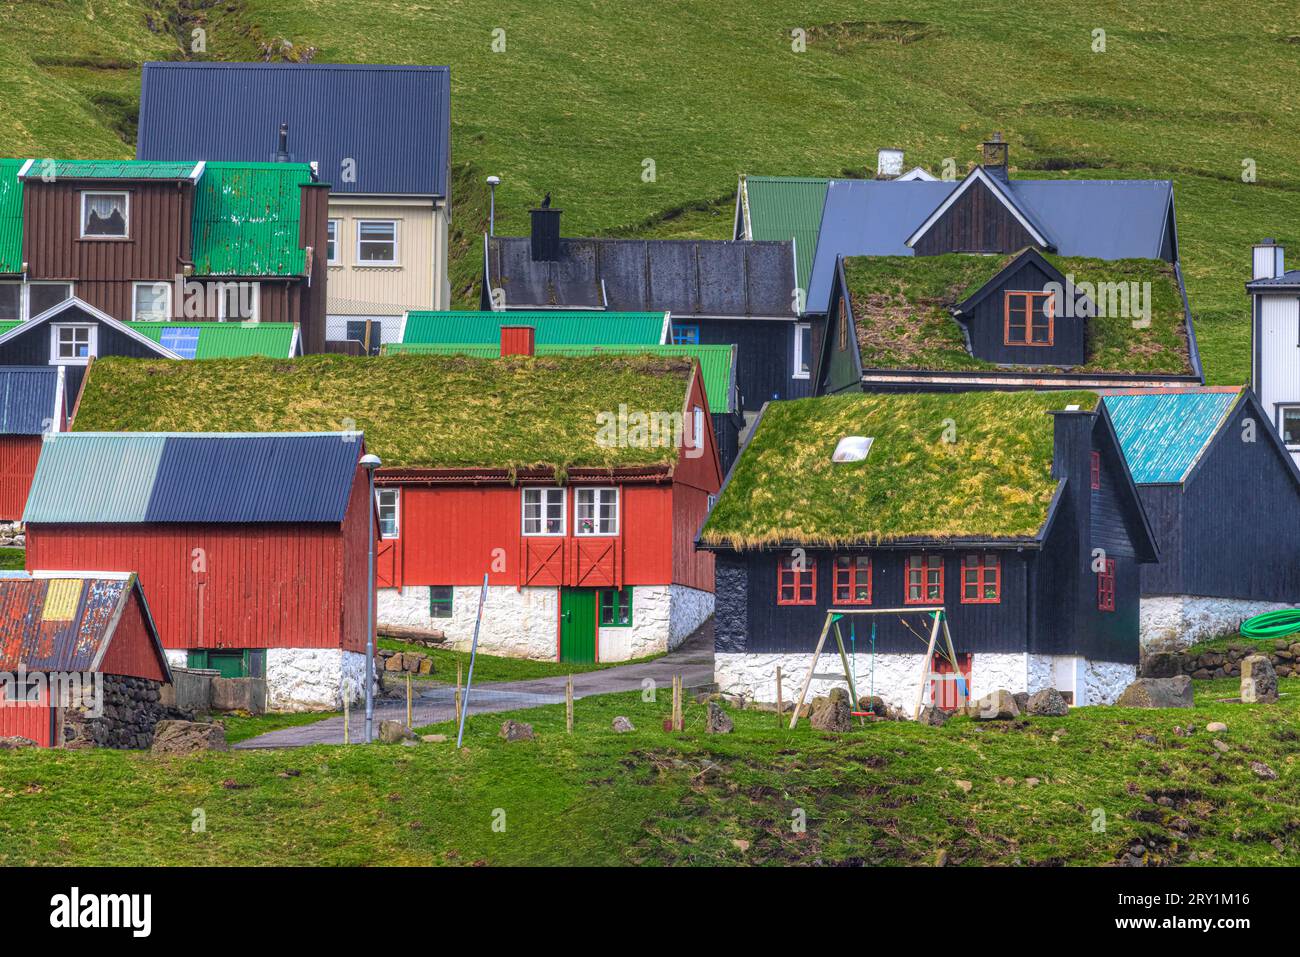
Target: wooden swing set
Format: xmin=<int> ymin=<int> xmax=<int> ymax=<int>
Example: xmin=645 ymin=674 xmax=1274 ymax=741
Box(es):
xmin=787 ymin=606 xmax=968 ymax=729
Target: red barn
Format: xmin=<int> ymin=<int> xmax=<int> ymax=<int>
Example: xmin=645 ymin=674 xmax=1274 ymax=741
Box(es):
xmin=23 ymin=431 xmax=373 ymax=710
xmin=0 ymin=366 xmax=67 ymax=520
xmin=0 ymin=571 xmax=170 ymax=748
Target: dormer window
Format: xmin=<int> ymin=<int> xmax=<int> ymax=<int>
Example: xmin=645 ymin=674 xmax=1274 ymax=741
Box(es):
xmin=80 ymin=192 xmax=128 ymax=238
xmin=1004 ymin=291 xmax=1054 ymax=347
xmin=51 ymin=324 xmax=95 ymax=365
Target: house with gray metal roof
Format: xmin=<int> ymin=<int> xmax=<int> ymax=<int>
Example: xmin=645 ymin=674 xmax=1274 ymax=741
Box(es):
xmin=484 ymin=207 xmax=811 ymax=413
xmin=136 ymin=62 xmax=453 ymax=350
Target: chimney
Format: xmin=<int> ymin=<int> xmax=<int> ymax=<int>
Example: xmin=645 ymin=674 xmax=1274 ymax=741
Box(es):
xmin=1048 ymin=407 xmax=1095 ymax=483
xmin=981 ymin=132 xmax=1009 ymax=181
xmin=876 ymin=148 xmax=904 ymax=179
xmin=500 ymin=326 xmax=535 ymax=356
xmin=1253 ymin=238 xmax=1285 ymax=281
xmin=273 ymin=123 xmax=291 ymax=163
xmin=530 ymin=207 xmax=562 ymax=261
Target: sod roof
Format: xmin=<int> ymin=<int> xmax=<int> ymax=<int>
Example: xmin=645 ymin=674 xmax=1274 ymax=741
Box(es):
xmin=72 ymin=354 xmax=697 ymax=475
xmin=842 ymin=252 xmax=1192 ymax=375
xmin=700 ymin=390 xmax=1099 ymax=549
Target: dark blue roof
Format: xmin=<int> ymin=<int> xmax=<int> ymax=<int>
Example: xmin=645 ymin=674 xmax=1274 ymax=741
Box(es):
xmin=807 ymin=175 xmax=1176 ymax=314
xmin=0 ymin=367 xmax=59 ymax=435
xmin=137 ymin=62 xmax=450 ymax=197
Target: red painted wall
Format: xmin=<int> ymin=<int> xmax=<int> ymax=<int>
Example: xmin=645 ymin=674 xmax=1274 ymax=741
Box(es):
xmin=98 ymin=588 xmax=169 ymax=682
xmin=0 ymin=682 xmax=53 ymax=746
xmin=0 ymin=435 xmax=43 ymax=522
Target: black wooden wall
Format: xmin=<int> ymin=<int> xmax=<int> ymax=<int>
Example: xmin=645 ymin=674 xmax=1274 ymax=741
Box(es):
xmin=0 ymin=304 xmax=163 ymax=399
xmin=913 ymin=178 xmax=1038 ymax=256
xmin=963 ymin=257 xmax=1087 ymax=367
xmin=698 ymin=318 xmax=814 ymax=408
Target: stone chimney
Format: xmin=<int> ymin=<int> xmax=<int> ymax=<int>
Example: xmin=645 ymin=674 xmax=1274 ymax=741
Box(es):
xmin=876 ymin=148 xmax=904 ymax=179
xmin=981 ymin=132 xmax=1009 ymax=181
xmin=500 ymin=326 xmax=536 ymax=356
xmin=1253 ymin=239 xmax=1285 ymax=281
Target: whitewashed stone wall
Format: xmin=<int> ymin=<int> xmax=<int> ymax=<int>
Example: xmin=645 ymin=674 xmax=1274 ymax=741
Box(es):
xmin=265 ymin=648 xmax=367 ymax=712
xmin=668 ymin=584 xmax=714 ymax=648
xmin=1141 ymin=596 xmax=1300 ymax=652
xmin=164 ymin=649 xmax=188 ymax=670
xmin=1083 ymin=660 xmax=1135 ymax=705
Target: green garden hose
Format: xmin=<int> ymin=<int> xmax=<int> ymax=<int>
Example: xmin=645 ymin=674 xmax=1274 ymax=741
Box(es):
xmin=1239 ymin=609 xmax=1300 ymax=640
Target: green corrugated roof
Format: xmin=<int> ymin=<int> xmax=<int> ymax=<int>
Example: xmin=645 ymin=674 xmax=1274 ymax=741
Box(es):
xmin=0 ymin=321 xmax=19 ymax=337
xmin=24 ymin=433 xmax=167 ymax=524
xmin=743 ymin=176 xmax=829 ymax=302
xmin=23 ymin=160 xmax=200 ymax=180
xmin=0 ymin=160 xmax=24 ymax=274
xmin=401 ymin=311 xmax=667 ymax=346
xmin=1103 ymin=390 xmax=1241 ymax=484
xmin=191 ymin=162 xmax=312 ymax=277
xmin=125 ymin=322 xmax=298 ymax=359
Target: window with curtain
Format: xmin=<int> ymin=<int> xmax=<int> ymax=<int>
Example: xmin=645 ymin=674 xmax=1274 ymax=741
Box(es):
xmin=81 ymin=192 xmax=128 ymax=237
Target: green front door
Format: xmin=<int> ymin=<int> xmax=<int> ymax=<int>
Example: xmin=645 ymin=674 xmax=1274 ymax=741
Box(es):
xmin=559 ymin=588 xmax=597 ymax=663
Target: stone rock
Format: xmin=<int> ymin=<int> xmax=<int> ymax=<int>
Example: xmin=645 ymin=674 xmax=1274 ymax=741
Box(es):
xmin=706 ymin=702 xmax=733 ymax=734
xmin=499 ymin=719 xmax=534 ymax=742
xmin=384 ymin=655 xmax=404 ymax=672
xmin=1205 ymin=721 xmax=1227 ymax=733
xmin=1251 ymin=761 xmax=1279 ymax=781
xmin=150 ymin=719 xmax=228 ymax=755
xmin=1115 ymin=676 xmax=1193 ymax=709
xmin=809 ymin=688 xmax=851 ymax=732
xmin=1012 ymin=692 xmax=1030 ymax=713
xmin=378 ymin=720 xmax=416 ymax=744
xmin=0 ymin=735 xmax=37 ymax=749
xmin=1212 ymin=739 xmax=1230 ymax=753
xmin=917 ymin=705 xmax=950 ymax=727
xmin=420 ymin=734 xmax=448 ymax=743
xmin=417 ymin=658 xmax=434 ymax=675
xmin=858 ymin=695 xmax=887 ymax=717
xmin=972 ymin=689 xmax=1020 ymax=720
xmin=1241 ymin=655 xmax=1279 ymax=704
xmin=1139 ymin=651 xmax=1186 ymax=679
xmin=1026 ymin=688 xmax=1069 ymax=717
xmin=611 ymin=716 xmax=635 ymax=733
xmin=954 ymin=779 xmax=972 ymax=793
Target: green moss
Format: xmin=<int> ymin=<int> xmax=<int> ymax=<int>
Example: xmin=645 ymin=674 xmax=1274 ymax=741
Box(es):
xmin=72 ymin=354 xmax=696 ymax=473
xmin=702 ymin=390 xmax=1097 ymax=548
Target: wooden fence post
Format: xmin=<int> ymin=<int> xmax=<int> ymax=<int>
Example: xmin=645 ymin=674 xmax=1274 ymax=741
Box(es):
xmin=565 ymin=674 xmax=574 ymax=734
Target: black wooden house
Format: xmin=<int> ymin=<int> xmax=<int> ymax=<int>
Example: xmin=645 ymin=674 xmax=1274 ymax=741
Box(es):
xmin=697 ymin=389 xmax=1157 ymax=712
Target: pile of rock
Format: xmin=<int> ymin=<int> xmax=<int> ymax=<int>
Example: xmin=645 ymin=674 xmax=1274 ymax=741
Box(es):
xmin=63 ymin=675 xmax=171 ymax=749
xmin=1142 ymin=639 xmax=1300 ymax=680
xmin=376 ymin=648 xmax=435 ymax=676
xmin=0 ymin=521 xmax=23 ymax=547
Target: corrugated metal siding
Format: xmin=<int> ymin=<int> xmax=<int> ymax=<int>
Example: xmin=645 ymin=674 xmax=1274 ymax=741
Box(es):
xmin=137 ymin=62 xmax=451 ymax=197
xmin=0 ymin=576 xmax=128 ymax=671
xmin=191 ymin=163 xmax=311 ymax=277
xmin=402 ymin=310 xmax=667 ymax=346
xmin=26 ymin=434 xmax=167 ymax=523
xmin=1104 ymin=391 xmax=1239 ymax=484
xmin=0 ymin=160 xmax=24 ymax=274
xmin=0 ymin=434 xmax=44 ymax=521
xmin=742 ymin=177 xmax=828 ymax=299
xmin=0 ymin=367 xmax=58 ymax=433
xmin=23 ymin=161 xmax=198 ymax=180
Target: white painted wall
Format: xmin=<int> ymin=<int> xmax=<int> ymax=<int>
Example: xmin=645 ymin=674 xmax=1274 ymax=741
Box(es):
xmin=1141 ymin=595 xmax=1300 ymax=652
xmin=1256 ymin=293 xmax=1300 ymax=464
xmin=265 ymin=648 xmax=367 ymax=712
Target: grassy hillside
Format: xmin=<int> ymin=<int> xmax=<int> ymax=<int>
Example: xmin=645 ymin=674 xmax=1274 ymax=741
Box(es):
xmin=3 ymin=2 xmax=1300 ymax=383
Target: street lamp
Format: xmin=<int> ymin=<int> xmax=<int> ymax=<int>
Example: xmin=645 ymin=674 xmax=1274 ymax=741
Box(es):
xmin=360 ymin=452 xmax=382 ymax=743
xmin=486 ymin=175 xmax=501 ymax=236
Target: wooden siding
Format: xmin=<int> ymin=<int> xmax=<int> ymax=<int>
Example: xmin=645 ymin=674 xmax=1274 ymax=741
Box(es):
xmin=0 ymin=681 xmax=53 ymax=746
xmin=324 ymin=198 xmax=440 ymax=314
xmin=962 ymin=257 xmax=1087 ymax=366
xmin=1135 ymin=485 xmax=1184 ymax=594
xmin=0 ymin=434 xmax=42 ymax=521
xmin=299 ymin=183 xmax=330 ymax=354
xmin=697 ymin=318 xmax=812 ymax=407
xmin=913 ymin=178 xmax=1038 ymax=256
xmin=98 ymin=590 xmax=168 ymax=682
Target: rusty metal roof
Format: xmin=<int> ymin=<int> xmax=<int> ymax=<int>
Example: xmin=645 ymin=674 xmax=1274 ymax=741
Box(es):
xmin=0 ymin=571 xmax=168 ymax=677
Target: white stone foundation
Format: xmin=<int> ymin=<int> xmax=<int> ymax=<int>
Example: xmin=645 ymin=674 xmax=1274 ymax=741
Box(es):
xmin=378 ymin=583 xmax=713 ymax=663
xmin=265 ymin=648 xmax=367 ymax=712
xmin=715 ymin=650 xmax=1135 ymax=713
xmin=1141 ymin=595 xmax=1300 ymax=652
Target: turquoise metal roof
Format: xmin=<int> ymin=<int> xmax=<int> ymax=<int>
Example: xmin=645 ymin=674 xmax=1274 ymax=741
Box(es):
xmin=25 ymin=434 xmax=167 ymax=523
xmin=402 ymin=311 xmax=667 ymax=345
xmin=1103 ymin=390 xmax=1240 ymax=485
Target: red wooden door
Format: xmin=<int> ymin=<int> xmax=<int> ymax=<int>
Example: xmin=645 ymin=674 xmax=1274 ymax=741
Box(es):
xmin=376 ymin=538 xmax=401 ymax=588
xmin=0 ymin=678 xmax=55 ymax=747
xmin=931 ymin=653 xmax=972 ymax=711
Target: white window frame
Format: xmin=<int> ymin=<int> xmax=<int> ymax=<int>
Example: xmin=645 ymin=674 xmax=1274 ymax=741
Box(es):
xmin=50 ymin=323 xmax=96 ymax=365
xmin=693 ymin=406 xmax=705 ymax=453
xmin=1278 ymin=405 xmax=1300 ymax=449
xmin=521 ymin=487 xmax=566 ymax=536
xmin=326 ymin=219 xmax=341 ymax=265
xmin=24 ymin=281 xmax=74 ymax=321
xmin=793 ymin=322 xmax=811 ymax=379
xmin=356 ymin=219 xmax=399 ymax=265
xmin=132 ymin=281 xmax=172 ymax=322
xmin=80 ymin=190 xmax=129 ymax=239
xmin=574 ymin=487 xmax=619 ymax=536
xmin=376 ymin=488 xmax=400 ymax=539
xmin=214 ymin=282 xmax=261 ymax=323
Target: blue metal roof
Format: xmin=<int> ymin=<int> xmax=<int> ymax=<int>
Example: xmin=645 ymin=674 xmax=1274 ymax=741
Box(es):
xmin=0 ymin=367 xmax=59 ymax=435
xmin=136 ymin=62 xmax=450 ymax=197
xmin=1103 ymin=390 xmax=1240 ymax=484
xmin=807 ymin=176 xmax=1175 ymax=314
xmin=25 ymin=433 xmax=362 ymax=524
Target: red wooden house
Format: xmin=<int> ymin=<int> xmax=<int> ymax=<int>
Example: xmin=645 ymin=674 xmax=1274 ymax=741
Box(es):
xmin=0 ymin=571 xmax=171 ymax=748
xmin=0 ymin=366 xmax=67 ymax=520
xmin=22 ymin=431 xmax=372 ymax=710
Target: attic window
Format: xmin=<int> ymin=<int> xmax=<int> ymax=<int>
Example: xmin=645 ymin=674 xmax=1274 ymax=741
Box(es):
xmin=832 ymin=436 xmax=873 ymax=462
xmin=1004 ymin=291 xmax=1054 ymax=346
xmin=81 ymin=192 xmax=128 ymax=238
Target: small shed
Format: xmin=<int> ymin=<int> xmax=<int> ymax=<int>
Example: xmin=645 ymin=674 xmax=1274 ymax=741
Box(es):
xmin=22 ymin=431 xmax=373 ymax=711
xmin=0 ymin=571 xmax=170 ymax=748
xmin=0 ymin=366 xmax=65 ymax=520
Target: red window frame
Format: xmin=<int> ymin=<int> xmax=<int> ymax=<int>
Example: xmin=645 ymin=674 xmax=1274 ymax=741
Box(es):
xmin=777 ymin=556 xmax=817 ymax=606
xmin=1090 ymin=450 xmax=1101 ymax=490
xmin=833 ymin=555 xmax=872 ymax=605
xmin=1004 ymin=291 xmax=1054 ymax=347
xmin=905 ymin=554 xmax=944 ymax=604
xmin=1097 ymin=559 xmax=1116 ymax=612
xmin=960 ymin=553 xmax=1001 ymax=604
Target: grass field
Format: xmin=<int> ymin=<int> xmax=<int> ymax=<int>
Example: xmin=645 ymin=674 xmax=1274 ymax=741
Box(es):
xmin=377 ymin=636 xmax=663 ymax=683
xmin=2 ymin=2 xmax=1298 ymax=384
xmin=1 ymin=678 xmax=1296 ymax=866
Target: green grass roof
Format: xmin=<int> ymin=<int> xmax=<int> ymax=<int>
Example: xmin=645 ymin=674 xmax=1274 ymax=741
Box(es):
xmin=125 ymin=322 xmax=297 ymax=359
xmin=0 ymin=160 xmax=23 ymax=273
xmin=192 ymin=162 xmax=313 ymax=277
xmin=402 ymin=310 xmax=666 ymax=346
xmin=742 ymin=176 xmax=829 ymax=300
xmin=73 ymin=354 xmax=698 ymax=474
xmin=843 ymin=252 xmax=1192 ymax=375
xmin=383 ymin=342 xmax=735 ymax=413
xmin=701 ymin=390 xmax=1099 ymax=549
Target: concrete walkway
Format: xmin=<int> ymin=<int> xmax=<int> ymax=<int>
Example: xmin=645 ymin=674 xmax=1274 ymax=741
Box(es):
xmin=235 ymin=621 xmax=716 ymax=748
